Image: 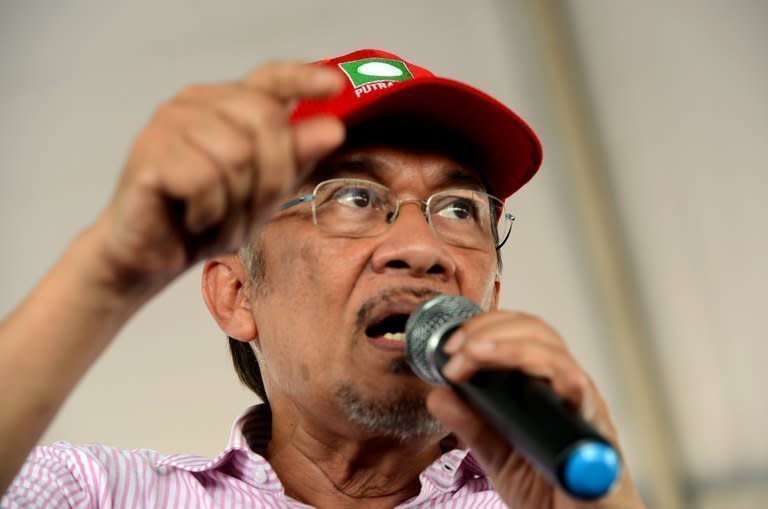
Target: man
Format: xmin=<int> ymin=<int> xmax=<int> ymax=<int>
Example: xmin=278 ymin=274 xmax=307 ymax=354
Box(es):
xmin=0 ymin=49 xmax=645 ymax=508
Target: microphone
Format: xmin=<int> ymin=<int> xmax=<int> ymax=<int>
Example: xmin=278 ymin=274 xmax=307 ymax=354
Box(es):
xmin=405 ymin=295 xmax=621 ymax=500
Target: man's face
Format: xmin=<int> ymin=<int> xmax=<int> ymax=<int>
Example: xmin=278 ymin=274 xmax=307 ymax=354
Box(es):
xmin=249 ymin=143 xmax=500 ymax=438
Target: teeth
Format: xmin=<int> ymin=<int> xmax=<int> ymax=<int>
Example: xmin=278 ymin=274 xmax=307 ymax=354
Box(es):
xmin=383 ymin=332 xmax=405 ymax=341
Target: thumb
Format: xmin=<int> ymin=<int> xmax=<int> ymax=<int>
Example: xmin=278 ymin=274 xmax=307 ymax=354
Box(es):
xmin=292 ymin=115 xmax=345 ymax=172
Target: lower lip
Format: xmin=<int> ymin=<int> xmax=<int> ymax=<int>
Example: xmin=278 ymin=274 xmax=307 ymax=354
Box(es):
xmin=367 ymin=335 xmax=407 ymax=352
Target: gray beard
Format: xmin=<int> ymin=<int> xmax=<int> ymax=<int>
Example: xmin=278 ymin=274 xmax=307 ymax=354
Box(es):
xmin=335 ymin=380 xmax=446 ymax=441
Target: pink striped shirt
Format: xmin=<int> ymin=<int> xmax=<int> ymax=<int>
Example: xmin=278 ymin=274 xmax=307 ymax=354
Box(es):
xmin=3 ymin=405 xmax=506 ymax=508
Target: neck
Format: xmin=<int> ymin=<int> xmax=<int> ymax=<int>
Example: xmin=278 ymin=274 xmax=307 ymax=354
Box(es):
xmin=264 ymin=403 xmax=446 ymax=509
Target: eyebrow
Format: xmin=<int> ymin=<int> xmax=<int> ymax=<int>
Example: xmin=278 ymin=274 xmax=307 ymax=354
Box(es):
xmin=312 ymin=154 xmax=487 ymax=192
xmin=433 ymin=170 xmax=486 ymax=192
xmin=314 ymin=156 xmax=373 ymax=180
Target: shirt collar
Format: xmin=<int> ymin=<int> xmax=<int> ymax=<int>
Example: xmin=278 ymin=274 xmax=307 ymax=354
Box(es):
xmin=157 ymin=404 xmax=486 ymax=491
xmin=155 ymin=405 xmax=278 ymax=488
xmin=226 ymin=404 xmax=272 ymax=454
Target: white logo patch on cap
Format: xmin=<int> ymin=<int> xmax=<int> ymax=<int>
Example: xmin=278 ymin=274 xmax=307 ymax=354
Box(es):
xmin=357 ymin=62 xmax=404 ymax=78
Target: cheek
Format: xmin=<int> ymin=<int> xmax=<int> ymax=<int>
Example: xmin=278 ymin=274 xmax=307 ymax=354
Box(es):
xmin=272 ymin=238 xmax=346 ymax=301
xmin=459 ymin=251 xmax=499 ymax=308
xmin=256 ymin=234 xmax=367 ymax=389
xmin=260 ymin=239 xmax=324 ymax=344
xmin=262 ymin=235 xmax=319 ymax=297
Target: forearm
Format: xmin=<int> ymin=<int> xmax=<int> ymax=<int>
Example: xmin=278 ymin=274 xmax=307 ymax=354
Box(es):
xmin=0 ymin=224 xmax=152 ymax=494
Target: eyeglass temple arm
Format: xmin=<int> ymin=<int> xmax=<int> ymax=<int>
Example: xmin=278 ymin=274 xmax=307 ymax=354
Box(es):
xmin=279 ymin=194 xmax=314 ymax=211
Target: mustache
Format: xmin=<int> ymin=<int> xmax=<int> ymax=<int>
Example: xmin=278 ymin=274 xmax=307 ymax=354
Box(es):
xmin=355 ymin=286 xmax=442 ymax=331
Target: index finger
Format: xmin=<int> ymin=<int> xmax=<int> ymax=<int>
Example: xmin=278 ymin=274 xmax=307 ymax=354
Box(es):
xmin=242 ymin=61 xmax=345 ymax=102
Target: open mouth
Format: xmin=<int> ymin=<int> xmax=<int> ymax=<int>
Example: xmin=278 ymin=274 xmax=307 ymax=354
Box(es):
xmin=365 ymin=313 xmax=410 ymax=342
xmin=357 ymin=288 xmax=441 ymax=351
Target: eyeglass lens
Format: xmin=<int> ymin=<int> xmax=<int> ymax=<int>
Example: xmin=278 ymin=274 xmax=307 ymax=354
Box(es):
xmin=310 ymin=179 xmax=511 ymax=249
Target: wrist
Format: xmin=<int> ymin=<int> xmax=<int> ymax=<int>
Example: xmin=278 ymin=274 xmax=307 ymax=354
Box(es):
xmin=66 ymin=218 xmax=167 ymax=313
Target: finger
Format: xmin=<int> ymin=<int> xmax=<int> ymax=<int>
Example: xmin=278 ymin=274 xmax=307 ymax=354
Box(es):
xmin=442 ymin=334 xmax=617 ymax=437
xmin=165 ymin=89 xmax=343 ymax=233
xmin=156 ymin=135 xmax=228 ymax=234
xmin=177 ymin=127 xmax=252 ymax=254
xmin=443 ymin=336 xmax=565 ymax=381
xmin=175 ymin=91 xmax=291 ymax=225
xmin=182 ymin=89 xmax=295 ymax=222
xmin=243 ymin=61 xmax=345 ymax=102
xmin=144 ymin=98 xmax=258 ymax=246
xmin=180 ymin=107 xmax=255 ymax=208
xmin=177 ymin=83 xmax=345 ymax=184
xmin=442 ymin=316 xmax=552 ymax=355
xmin=246 ymin=115 xmax=346 ymax=225
xmin=443 ymin=338 xmax=590 ymax=412
xmin=180 ymin=82 xmax=335 ymax=164
xmin=204 ymin=89 xmax=306 ymax=199
xmin=447 ymin=311 xmax=565 ymax=353
xmin=292 ymin=115 xmax=346 ymax=171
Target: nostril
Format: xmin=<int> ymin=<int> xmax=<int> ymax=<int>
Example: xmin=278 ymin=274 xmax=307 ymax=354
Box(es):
xmin=385 ymin=260 xmax=409 ymax=270
xmin=384 ymin=259 xmax=446 ymax=275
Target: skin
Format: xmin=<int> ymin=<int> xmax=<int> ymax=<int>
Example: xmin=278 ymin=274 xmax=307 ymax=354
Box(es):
xmin=0 ymin=58 xmax=645 ymax=508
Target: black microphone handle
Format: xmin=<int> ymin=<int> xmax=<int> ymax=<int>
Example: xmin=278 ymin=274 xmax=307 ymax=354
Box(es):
xmin=432 ymin=326 xmax=611 ymax=492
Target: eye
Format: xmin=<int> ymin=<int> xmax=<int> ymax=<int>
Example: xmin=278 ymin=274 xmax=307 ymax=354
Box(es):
xmin=334 ymin=186 xmax=375 ymax=208
xmin=435 ymin=197 xmax=478 ymax=221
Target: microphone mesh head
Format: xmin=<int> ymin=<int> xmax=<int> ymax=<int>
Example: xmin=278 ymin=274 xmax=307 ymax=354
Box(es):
xmin=405 ymin=295 xmax=482 ymax=384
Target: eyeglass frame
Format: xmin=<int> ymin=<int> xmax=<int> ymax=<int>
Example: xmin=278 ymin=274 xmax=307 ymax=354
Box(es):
xmin=278 ymin=177 xmax=515 ymax=250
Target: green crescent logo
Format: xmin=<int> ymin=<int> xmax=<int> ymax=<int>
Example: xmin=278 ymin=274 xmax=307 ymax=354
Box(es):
xmin=338 ymin=58 xmax=414 ymax=87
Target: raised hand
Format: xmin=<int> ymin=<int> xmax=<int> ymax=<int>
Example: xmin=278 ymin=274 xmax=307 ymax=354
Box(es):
xmin=94 ymin=61 xmax=345 ymax=294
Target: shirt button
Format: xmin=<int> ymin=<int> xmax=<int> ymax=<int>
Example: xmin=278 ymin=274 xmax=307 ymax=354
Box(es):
xmin=252 ymin=467 xmax=267 ymax=484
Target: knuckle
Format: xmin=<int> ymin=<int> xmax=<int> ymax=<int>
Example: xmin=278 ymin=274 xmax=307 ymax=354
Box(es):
xmin=509 ymin=347 xmax=536 ymax=369
xmin=227 ymin=136 xmax=254 ymax=167
xmin=199 ymin=114 xmax=255 ymax=165
xmin=247 ymin=60 xmax=299 ymax=81
xmin=517 ymin=311 xmax=545 ymax=326
xmin=177 ymin=83 xmax=213 ymax=101
xmin=244 ymin=61 xmax=281 ymax=85
xmin=152 ymin=100 xmax=188 ymax=124
xmin=179 ymin=154 xmax=222 ymax=193
xmin=252 ymin=99 xmax=286 ymax=128
xmin=131 ymin=164 xmax=162 ymax=190
xmin=532 ymin=321 xmax=557 ymax=341
xmin=521 ymin=313 xmax=563 ymax=342
xmin=222 ymin=87 xmax=285 ymax=130
xmin=196 ymin=165 xmax=224 ymax=190
xmin=565 ymin=371 xmax=589 ymax=393
xmin=129 ymin=127 xmax=161 ymax=157
xmin=250 ymin=60 xmax=280 ymax=76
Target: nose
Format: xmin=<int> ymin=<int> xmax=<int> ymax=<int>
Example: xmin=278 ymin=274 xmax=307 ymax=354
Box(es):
xmin=370 ymin=201 xmax=457 ymax=280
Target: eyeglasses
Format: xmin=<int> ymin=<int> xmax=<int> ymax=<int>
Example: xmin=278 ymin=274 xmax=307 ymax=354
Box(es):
xmin=279 ymin=178 xmax=515 ymax=249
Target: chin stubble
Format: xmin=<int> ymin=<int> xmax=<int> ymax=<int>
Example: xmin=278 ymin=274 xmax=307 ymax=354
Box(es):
xmin=337 ymin=286 xmax=448 ymax=439
xmin=335 ymin=379 xmax=446 ymax=441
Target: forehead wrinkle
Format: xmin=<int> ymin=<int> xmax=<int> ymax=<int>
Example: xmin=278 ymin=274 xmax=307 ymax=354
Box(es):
xmin=313 ymin=152 xmax=391 ymax=183
xmin=313 ymin=148 xmax=485 ymax=195
xmin=433 ymin=169 xmax=486 ymax=193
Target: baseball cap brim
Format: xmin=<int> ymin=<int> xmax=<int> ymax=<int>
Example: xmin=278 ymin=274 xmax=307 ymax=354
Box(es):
xmin=291 ymin=52 xmax=542 ymax=200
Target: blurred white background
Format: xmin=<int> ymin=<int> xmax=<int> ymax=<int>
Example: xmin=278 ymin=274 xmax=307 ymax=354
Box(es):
xmin=1 ymin=1 xmax=766 ymax=508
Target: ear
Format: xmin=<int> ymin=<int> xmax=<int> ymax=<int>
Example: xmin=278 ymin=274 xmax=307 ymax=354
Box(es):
xmin=202 ymin=255 xmax=257 ymax=343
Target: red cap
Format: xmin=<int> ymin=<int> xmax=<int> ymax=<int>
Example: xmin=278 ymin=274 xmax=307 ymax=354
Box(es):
xmin=291 ymin=49 xmax=542 ymax=200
